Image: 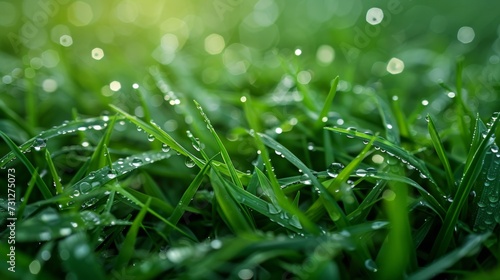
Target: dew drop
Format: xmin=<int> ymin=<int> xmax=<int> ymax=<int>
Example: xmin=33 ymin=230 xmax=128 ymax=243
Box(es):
xmin=79 ymin=182 xmax=91 ymax=194
xmin=346 ymin=127 xmax=357 ymax=138
xmin=33 ymin=138 xmax=47 ymax=151
xmin=268 ymin=204 xmax=281 ymax=214
xmin=107 ymin=170 xmax=117 ymax=179
xmin=364 ymin=259 xmax=378 ymax=272
xmin=185 ymin=157 xmax=195 ymax=168
xmin=327 ymin=162 xmax=344 ymax=178
xmin=131 ymin=158 xmax=143 ymax=167
xmin=307 ymin=142 xmax=315 ymax=151
xmin=162 ymin=143 xmax=171 ymax=152
xmin=355 ymin=169 xmax=367 ymax=177
xmin=147 ymin=134 xmax=155 ymax=142
xmin=299 ymin=174 xmax=312 ymax=185
xmin=289 ymin=215 xmax=303 ymax=229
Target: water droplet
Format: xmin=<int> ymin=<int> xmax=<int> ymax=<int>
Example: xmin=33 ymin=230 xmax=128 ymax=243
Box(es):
xmin=327 ymin=162 xmax=344 ymax=178
xmin=192 ymin=138 xmax=205 ymax=151
xmin=211 ymin=240 xmax=222 ymax=249
xmin=107 ymin=169 xmax=117 ymax=179
xmin=74 ymin=244 xmax=90 ymax=259
xmin=185 ymin=157 xmax=195 ymax=168
xmin=40 ymin=213 xmax=59 ymax=222
xmin=307 ymin=142 xmax=315 ymax=151
xmin=33 ymin=138 xmax=47 ymax=151
xmin=371 ymin=221 xmax=386 ymax=230
xmin=355 ymin=169 xmax=367 ymax=177
xmin=299 ymin=174 xmax=312 ymax=185
xmin=73 ymin=190 xmax=80 ymax=197
xmin=131 ymin=158 xmax=143 ymax=167
xmin=364 ymin=259 xmax=378 ymax=272
xmin=79 ymin=182 xmax=91 ymax=194
xmin=147 ymin=134 xmax=155 ymax=142
xmin=492 ymin=145 xmax=499 ymax=153
xmin=346 ymin=127 xmax=357 ymax=138
xmin=162 ymin=143 xmax=171 ymax=152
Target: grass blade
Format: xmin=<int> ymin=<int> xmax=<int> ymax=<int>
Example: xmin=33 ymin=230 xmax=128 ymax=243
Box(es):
xmin=0 ymin=131 xmax=52 ymax=199
xmin=59 ymin=232 xmax=106 ymax=280
xmin=431 ymin=113 xmax=499 ymax=258
xmin=115 ymin=197 xmax=151 ymax=270
xmin=427 ymin=114 xmax=455 ymax=194
xmin=315 ymin=76 xmax=339 ymax=128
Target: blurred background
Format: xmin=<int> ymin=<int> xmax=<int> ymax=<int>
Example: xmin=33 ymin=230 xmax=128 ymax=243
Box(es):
xmin=0 ymin=0 xmax=499 ymax=139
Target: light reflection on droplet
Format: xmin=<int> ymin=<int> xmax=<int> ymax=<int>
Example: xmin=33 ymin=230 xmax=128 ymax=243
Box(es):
xmin=294 ymin=49 xmax=302 ymax=56
xmin=92 ymin=48 xmax=104 ymax=60
xmin=110 ymin=81 xmax=121 ymax=92
xmin=366 ymin=7 xmax=384 ymax=25
xmin=386 ymin=58 xmax=404 ymax=74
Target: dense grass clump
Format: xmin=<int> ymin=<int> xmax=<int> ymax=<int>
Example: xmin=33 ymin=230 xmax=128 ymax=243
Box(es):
xmin=1 ymin=1 xmax=500 ymax=279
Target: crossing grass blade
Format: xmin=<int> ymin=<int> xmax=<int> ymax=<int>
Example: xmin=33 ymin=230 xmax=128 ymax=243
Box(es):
xmin=325 ymin=126 xmax=446 ymax=205
xmin=431 ymin=113 xmax=499 ymax=258
xmin=169 ymin=159 xmax=212 ymax=226
xmin=427 ymin=114 xmax=455 ymax=194
xmin=409 ymin=232 xmax=491 ymax=280
xmin=194 ymin=100 xmax=243 ymax=189
xmin=0 ymin=116 xmax=111 ymax=168
xmin=59 ymin=232 xmax=106 ymax=280
xmin=315 ymin=76 xmax=339 ymax=128
xmin=45 ymin=149 xmax=64 ymax=195
xmin=209 ymin=168 xmax=254 ymax=234
xmin=0 ymin=131 xmax=52 ymax=199
xmin=115 ymin=198 xmax=151 ymax=270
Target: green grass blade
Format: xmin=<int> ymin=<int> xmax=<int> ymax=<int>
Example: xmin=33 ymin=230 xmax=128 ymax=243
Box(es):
xmin=258 ymin=132 xmax=348 ymax=228
xmin=427 ymin=114 xmax=455 ymax=194
xmin=194 ymin=100 xmax=243 ymax=189
xmin=372 ymin=93 xmax=400 ymax=145
xmin=470 ymin=143 xmax=500 ymax=232
xmin=0 ymin=116 xmax=111 ymax=167
xmin=88 ymin=114 xmax=118 ymax=172
xmin=45 ymin=149 xmax=64 ymax=195
xmin=16 ymin=168 xmax=38 ymax=220
xmin=315 ymin=76 xmax=339 ymax=128
xmin=115 ymin=197 xmax=151 ymax=270
xmin=431 ymin=113 xmax=499 ymax=258
xmin=409 ymin=233 xmax=491 ymax=280
xmin=0 ymin=131 xmax=52 ymax=199
xmin=59 ymin=232 xmax=106 ymax=280
xmin=210 ymin=168 xmax=254 ymax=234
xmin=325 ymin=126 xmax=446 ymax=204
xmin=169 ymin=158 xmax=212 ymax=226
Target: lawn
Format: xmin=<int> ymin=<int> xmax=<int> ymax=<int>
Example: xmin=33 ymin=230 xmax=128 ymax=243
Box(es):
xmin=1 ymin=0 xmax=499 ymax=279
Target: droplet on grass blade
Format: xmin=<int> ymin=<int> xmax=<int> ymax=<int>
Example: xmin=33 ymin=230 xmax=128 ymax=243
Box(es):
xmin=33 ymin=138 xmax=47 ymax=151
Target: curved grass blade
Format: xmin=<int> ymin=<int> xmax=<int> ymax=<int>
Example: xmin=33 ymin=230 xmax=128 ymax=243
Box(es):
xmin=470 ymin=144 xmax=500 ymax=232
xmin=0 ymin=117 xmax=111 ymax=168
xmin=169 ymin=158 xmax=212 ymax=226
xmin=59 ymin=232 xmax=106 ymax=280
xmin=427 ymin=114 xmax=455 ymax=194
xmin=45 ymin=149 xmax=64 ymax=194
xmin=244 ymin=97 xmax=320 ymax=233
xmin=431 ymin=113 xmax=499 ymax=258
xmin=64 ymin=150 xmax=171 ymax=195
xmin=0 ymin=131 xmax=52 ymax=199
xmin=258 ymin=132 xmax=348 ymax=228
xmin=194 ymin=100 xmax=243 ymax=189
xmin=16 ymin=167 xmax=38 ymax=220
xmin=88 ymin=114 xmax=118 ymax=172
xmin=372 ymin=92 xmax=400 ymax=145
xmin=210 ymin=168 xmax=254 ymax=234
xmin=315 ymin=76 xmax=339 ymax=128
xmin=409 ymin=232 xmax=491 ymax=280
xmin=306 ymin=135 xmax=376 ymax=222
xmin=325 ymin=126 xmax=446 ymax=204
xmin=115 ymin=197 xmax=151 ymax=270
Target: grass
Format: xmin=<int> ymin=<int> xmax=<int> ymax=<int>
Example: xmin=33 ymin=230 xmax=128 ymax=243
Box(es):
xmin=1 ymin=1 xmax=500 ymax=279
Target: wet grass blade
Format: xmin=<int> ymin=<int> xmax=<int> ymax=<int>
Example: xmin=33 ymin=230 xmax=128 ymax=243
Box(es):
xmin=210 ymin=168 xmax=254 ymax=234
xmin=59 ymin=232 xmax=106 ymax=280
xmin=88 ymin=114 xmax=118 ymax=172
xmin=194 ymin=100 xmax=243 ymax=189
xmin=45 ymin=149 xmax=64 ymax=195
xmin=0 ymin=116 xmax=111 ymax=167
xmin=16 ymin=168 xmax=38 ymax=220
xmin=409 ymin=233 xmax=491 ymax=280
xmin=0 ymin=131 xmax=52 ymax=199
xmin=325 ymin=126 xmax=446 ymax=204
xmin=315 ymin=76 xmax=339 ymax=128
xmin=427 ymin=114 xmax=455 ymax=194
xmin=431 ymin=113 xmax=499 ymax=258
xmin=372 ymin=93 xmax=400 ymax=145
xmin=115 ymin=197 xmax=151 ymax=270
xmin=169 ymin=159 xmax=212 ymax=226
